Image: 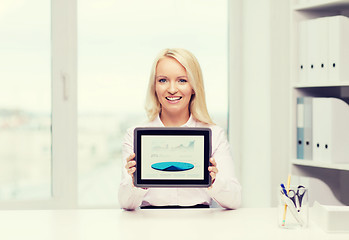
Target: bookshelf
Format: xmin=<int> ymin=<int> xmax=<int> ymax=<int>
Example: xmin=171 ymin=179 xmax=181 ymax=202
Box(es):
xmin=290 ymin=0 xmax=349 ymax=206
xmin=294 ymin=0 xmax=349 ymax=11
xmin=292 ymin=159 xmax=349 ymax=171
xmin=293 ymin=81 xmax=349 ymax=88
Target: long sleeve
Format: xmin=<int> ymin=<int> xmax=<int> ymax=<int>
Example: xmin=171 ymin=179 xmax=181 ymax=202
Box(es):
xmin=206 ymin=126 xmax=242 ymax=209
xmin=118 ymin=127 xmax=148 ymax=210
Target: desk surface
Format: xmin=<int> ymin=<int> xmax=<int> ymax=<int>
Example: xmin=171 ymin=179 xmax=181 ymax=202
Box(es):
xmin=0 ymin=208 xmax=348 ymax=240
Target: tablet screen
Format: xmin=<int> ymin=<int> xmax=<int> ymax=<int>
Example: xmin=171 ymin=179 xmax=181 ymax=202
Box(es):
xmin=141 ymin=135 xmax=205 ymax=180
xmin=134 ymin=127 xmax=211 ymax=187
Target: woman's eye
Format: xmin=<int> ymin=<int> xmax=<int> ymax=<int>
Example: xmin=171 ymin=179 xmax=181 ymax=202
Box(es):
xmin=158 ymin=78 xmax=167 ymax=83
xmin=178 ymin=79 xmax=187 ymax=83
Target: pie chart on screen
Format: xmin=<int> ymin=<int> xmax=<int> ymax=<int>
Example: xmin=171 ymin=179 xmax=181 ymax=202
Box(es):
xmin=151 ymin=162 xmax=194 ymax=171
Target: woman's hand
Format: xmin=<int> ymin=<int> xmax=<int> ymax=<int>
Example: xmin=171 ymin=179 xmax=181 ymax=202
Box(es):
xmin=125 ymin=153 xmax=148 ymax=190
xmin=125 ymin=153 xmax=136 ymax=181
xmin=208 ymin=158 xmax=218 ymax=186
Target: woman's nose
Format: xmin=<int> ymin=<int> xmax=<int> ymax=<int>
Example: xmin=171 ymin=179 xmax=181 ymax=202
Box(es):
xmin=167 ymin=82 xmax=178 ymax=94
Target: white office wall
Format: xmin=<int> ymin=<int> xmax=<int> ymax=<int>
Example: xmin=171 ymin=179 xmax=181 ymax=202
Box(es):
xmin=269 ymin=0 xmax=291 ymax=207
xmin=241 ymin=0 xmax=272 ymax=207
xmin=229 ymin=0 xmax=290 ymax=207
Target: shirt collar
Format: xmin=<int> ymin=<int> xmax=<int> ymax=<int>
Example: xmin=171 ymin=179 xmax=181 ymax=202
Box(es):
xmin=153 ymin=115 xmax=165 ymax=127
xmin=183 ymin=114 xmax=196 ymax=127
xmin=154 ymin=114 xmax=196 ymax=127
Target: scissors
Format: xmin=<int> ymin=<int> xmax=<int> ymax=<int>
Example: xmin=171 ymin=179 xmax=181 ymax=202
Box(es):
xmin=287 ymin=185 xmax=306 ymax=212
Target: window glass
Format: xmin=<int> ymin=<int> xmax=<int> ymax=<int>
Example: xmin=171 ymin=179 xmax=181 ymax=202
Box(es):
xmin=78 ymin=0 xmax=227 ymax=207
xmin=0 ymin=0 xmax=51 ymax=200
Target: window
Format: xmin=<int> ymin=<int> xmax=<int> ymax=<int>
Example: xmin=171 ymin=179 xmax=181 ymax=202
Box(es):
xmin=0 ymin=0 xmax=51 ymax=201
xmin=0 ymin=0 xmax=228 ymax=209
xmin=78 ymin=0 xmax=228 ymax=207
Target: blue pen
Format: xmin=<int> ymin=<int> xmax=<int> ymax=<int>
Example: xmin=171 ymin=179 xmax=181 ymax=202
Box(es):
xmin=280 ymin=183 xmax=288 ymax=196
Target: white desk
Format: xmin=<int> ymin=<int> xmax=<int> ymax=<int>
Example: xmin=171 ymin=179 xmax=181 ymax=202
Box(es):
xmin=0 ymin=208 xmax=348 ymax=240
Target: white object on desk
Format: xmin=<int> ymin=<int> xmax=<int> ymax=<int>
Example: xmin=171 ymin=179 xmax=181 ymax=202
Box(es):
xmin=280 ymin=193 xmax=305 ymax=226
xmin=312 ymin=201 xmax=349 ymax=233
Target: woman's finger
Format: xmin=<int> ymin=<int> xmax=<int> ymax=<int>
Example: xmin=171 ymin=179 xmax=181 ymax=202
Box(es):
xmin=127 ymin=167 xmax=136 ymax=174
xmin=209 ymin=166 xmax=218 ymax=173
xmin=126 ymin=153 xmax=135 ymax=162
xmin=210 ymin=158 xmax=217 ymax=167
xmin=126 ymin=160 xmax=136 ymax=169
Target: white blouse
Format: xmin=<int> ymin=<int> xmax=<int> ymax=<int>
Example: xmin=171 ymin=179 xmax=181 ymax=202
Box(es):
xmin=118 ymin=115 xmax=242 ymax=210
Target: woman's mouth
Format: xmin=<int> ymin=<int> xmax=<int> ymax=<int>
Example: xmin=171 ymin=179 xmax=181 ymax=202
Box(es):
xmin=165 ymin=96 xmax=182 ymax=103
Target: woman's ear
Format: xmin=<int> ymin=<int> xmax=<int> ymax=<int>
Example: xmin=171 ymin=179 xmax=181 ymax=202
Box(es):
xmin=192 ymin=89 xmax=195 ymax=95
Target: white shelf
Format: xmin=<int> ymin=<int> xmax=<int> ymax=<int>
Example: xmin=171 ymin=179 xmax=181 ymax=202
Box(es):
xmin=294 ymin=0 xmax=349 ymax=11
xmin=292 ymin=81 xmax=349 ymax=88
xmin=292 ymin=159 xmax=349 ymax=171
xmin=290 ymin=0 xmax=349 ymax=206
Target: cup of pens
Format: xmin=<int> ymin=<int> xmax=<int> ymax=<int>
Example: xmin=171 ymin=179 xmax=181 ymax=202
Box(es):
xmin=278 ymin=184 xmax=309 ymax=229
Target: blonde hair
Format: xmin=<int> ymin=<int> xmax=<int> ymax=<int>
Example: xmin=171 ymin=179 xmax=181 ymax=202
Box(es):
xmin=145 ymin=48 xmax=213 ymax=125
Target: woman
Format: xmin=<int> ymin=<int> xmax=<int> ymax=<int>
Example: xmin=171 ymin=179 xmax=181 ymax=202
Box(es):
xmin=118 ymin=48 xmax=241 ymax=210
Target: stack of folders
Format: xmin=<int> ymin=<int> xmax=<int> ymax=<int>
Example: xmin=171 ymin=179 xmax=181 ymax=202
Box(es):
xmin=297 ymin=97 xmax=349 ymax=163
xmin=298 ymin=15 xmax=349 ymax=83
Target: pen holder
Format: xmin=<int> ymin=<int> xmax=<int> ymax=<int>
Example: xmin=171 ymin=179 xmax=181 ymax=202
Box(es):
xmin=278 ymin=186 xmax=308 ymax=229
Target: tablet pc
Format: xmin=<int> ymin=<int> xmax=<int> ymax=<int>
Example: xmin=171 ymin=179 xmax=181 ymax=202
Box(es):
xmin=133 ymin=127 xmax=212 ymax=188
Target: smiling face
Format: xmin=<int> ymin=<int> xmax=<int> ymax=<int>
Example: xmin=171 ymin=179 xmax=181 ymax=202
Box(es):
xmin=155 ymin=57 xmax=194 ymax=124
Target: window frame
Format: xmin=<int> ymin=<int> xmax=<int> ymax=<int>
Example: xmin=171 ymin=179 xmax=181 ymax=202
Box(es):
xmin=0 ymin=0 xmax=78 ymax=209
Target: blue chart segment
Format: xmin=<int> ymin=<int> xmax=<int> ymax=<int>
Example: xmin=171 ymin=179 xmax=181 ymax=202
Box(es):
xmin=151 ymin=162 xmax=194 ymax=171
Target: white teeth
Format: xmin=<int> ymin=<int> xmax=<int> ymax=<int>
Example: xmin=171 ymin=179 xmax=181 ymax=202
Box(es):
xmin=166 ymin=97 xmax=182 ymax=101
